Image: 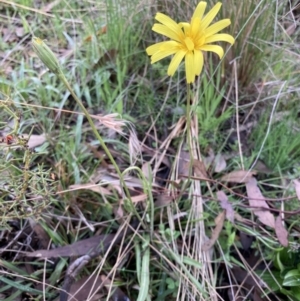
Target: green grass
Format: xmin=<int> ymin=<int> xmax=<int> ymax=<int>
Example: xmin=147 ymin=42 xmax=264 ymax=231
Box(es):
xmin=1 ymin=0 xmax=300 ymax=301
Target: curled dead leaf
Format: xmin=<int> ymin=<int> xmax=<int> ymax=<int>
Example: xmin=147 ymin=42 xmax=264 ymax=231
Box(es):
xmin=275 ymin=216 xmax=288 ymax=247
xmin=221 ymin=170 xmax=256 ymax=183
xmin=202 ymin=211 xmax=226 ymax=251
xmin=216 ymin=191 xmax=234 ymax=222
xmin=193 ymin=159 xmax=209 ymax=179
xmin=245 ymin=177 xmax=275 ymax=229
xmin=214 ymin=154 xmax=227 ymax=173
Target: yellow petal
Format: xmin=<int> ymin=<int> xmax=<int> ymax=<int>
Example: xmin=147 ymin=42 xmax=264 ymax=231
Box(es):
xmin=184 ymin=37 xmax=194 ymax=51
xmin=200 ymin=44 xmax=224 ymax=59
xmin=146 ymin=42 xmax=167 ymax=55
xmin=160 ymin=40 xmax=182 ymax=51
xmin=151 ymin=49 xmax=178 ymax=64
xmin=201 ymin=2 xmax=222 ymax=31
xmin=194 ymin=50 xmax=204 ymax=75
xmin=190 ymin=17 xmax=201 ymax=38
xmin=204 ymin=19 xmax=231 ymax=37
xmin=167 ymin=50 xmax=186 ymax=76
xmin=205 ymin=33 xmax=235 ymax=45
xmin=155 ymin=13 xmax=185 ymax=40
xmin=185 ymin=51 xmax=195 ymax=83
xmin=192 ymin=1 xmax=207 ymax=21
xmin=153 ymin=24 xmax=183 ymax=42
xmin=179 ymin=22 xmax=191 ymax=35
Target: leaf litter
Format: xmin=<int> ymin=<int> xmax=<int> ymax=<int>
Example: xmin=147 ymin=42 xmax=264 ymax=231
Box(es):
xmin=245 ymin=177 xmax=275 ymax=229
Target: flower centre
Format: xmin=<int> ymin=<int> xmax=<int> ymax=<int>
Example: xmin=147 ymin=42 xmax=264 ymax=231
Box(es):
xmin=184 ymin=37 xmax=195 ymax=51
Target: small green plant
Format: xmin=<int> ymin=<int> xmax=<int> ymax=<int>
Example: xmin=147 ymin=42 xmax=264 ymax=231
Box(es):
xmin=0 ymin=91 xmax=55 ymax=226
xmin=196 ymin=67 xmax=232 ymax=149
xmin=260 ymin=247 xmax=300 ymax=300
xmin=250 ymin=113 xmax=300 ymax=172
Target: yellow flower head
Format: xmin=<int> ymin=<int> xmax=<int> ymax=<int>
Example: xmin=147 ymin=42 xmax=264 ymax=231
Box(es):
xmin=146 ymin=2 xmax=235 ymax=83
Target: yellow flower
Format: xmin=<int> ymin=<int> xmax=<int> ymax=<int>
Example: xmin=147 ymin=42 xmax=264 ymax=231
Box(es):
xmin=146 ymin=2 xmax=235 ymax=83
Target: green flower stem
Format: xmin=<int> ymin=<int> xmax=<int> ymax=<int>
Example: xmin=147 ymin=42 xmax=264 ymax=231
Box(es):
xmin=32 ymin=37 xmax=135 ymax=217
xmin=186 ymin=83 xmax=193 ymax=177
xmin=57 ymin=73 xmax=131 ymax=198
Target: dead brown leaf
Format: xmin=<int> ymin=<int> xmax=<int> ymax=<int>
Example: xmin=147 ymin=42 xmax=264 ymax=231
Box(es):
xmin=100 ymin=275 xmax=129 ymax=301
xmin=221 ymin=170 xmax=256 ymax=183
xmin=245 ymin=177 xmax=275 ymax=229
xmin=154 ymin=194 xmax=173 ymax=208
xmin=231 ymin=266 xmax=265 ymax=289
xmin=275 ymin=216 xmax=288 ymax=247
xmin=121 ymin=193 xmax=147 ymax=204
xmin=193 ymin=159 xmax=209 ymax=179
xmin=27 ymin=235 xmax=112 ymax=258
xmin=69 ymin=183 xmax=112 ymax=195
xmin=29 ymin=219 xmax=50 ymax=249
xmin=216 ymin=191 xmax=234 ymax=222
xmin=41 ymin=0 xmax=59 ymax=13
xmin=178 ymin=150 xmax=191 ymax=178
xmin=202 ymin=210 xmax=226 ymax=251
xmin=214 ymin=154 xmax=227 ymax=173
xmin=142 ymin=162 xmax=152 ymax=180
xmin=239 ymin=232 xmax=254 ymax=251
xmin=113 ymin=205 xmax=124 ymax=222
xmin=26 ymin=226 xmax=133 ymax=258
xmin=202 ymin=148 xmax=215 ymax=169
xmin=26 ymin=134 xmax=46 ymax=149
xmin=65 ymin=275 xmax=103 ymax=301
xmin=15 ymin=27 xmax=24 ymax=37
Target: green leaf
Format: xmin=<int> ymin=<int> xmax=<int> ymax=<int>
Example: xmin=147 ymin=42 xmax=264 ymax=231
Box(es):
xmin=283 ymin=269 xmax=300 ymax=287
xmin=291 ymin=286 xmax=300 ymax=301
xmin=259 ymin=270 xmax=282 ymax=292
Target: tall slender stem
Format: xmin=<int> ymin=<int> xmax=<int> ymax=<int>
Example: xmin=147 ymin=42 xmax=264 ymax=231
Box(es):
xmin=186 ymin=83 xmax=194 ymax=177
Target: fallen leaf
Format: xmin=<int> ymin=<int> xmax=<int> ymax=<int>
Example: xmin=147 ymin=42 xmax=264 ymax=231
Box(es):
xmin=26 ymin=134 xmax=46 ymax=149
xmin=93 ymin=48 xmax=117 ymax=68
xmin=178 ymin=150 xmax=191 ymax=178
xmin=41 ymin=0 xmax=59 ymax=13
xmin=285 ymin=22 xmax=296 ymax=36
xmin=231 ymin=266 xmax=265 ymax=288
xmin=100 ymin=275 xmax=129 ymax=301
xmin=121 ymin=193 xmax=147 ymax=204
xmin=221 ymin=170 xmax=256 ymax=183
xmin=252 ymin=159 xmax=272 ymax=174
xmin=28 ymin=218 xmax=50 ymax=249
xmin=193 ymin=159 xmax=209 ymax=179
xmin=245 ymin=177 xmax=275 ymax=229
xmin=239 ymin=232 xmax=254 ymax=251
xmin=216 ymin=191 xmax=234 ymax=222
xmin=214 ymin=154 xmax=227 ymax=173
xmin=66 ymin=275 xmax=103 ymax=301
xmin=113 ymin=205 xmax=124 ymax=222
xmin=142 ymin=162 xmax=152 ymax=180
xmin=27 ymin=234 xmax=114 ymax=258
xmin=69 ymin=183 xmax=112 ymax=195
xmin=154 ymin=194 xmax=173 ymax=208
xmin=275 ymin=216 xmax=289 ymax=247
xmin=26 ymin=227 xmax=133 ymax=258
xmin=202 ymin=148 xmax=215 ymax=169
xmin=293 ymin=179 xmax=300 ymax=201
xmin=202 ymin=211 xmax=225 ymax=251
xmin=15 ymin=27 xmax=24 ymax=37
